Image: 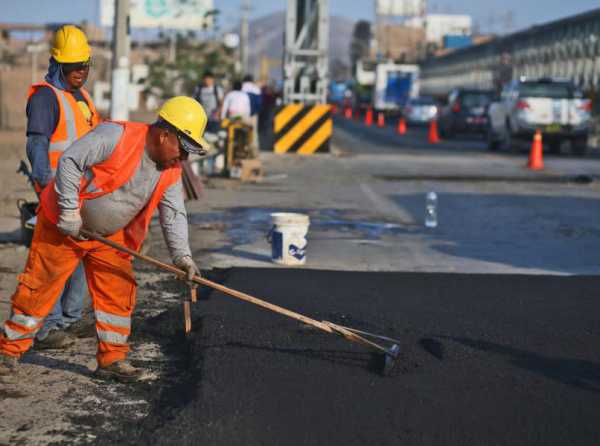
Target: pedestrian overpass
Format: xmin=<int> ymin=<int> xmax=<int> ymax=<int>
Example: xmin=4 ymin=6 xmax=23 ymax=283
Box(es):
xmin=421 ymin=8 xmax=600 ymax=97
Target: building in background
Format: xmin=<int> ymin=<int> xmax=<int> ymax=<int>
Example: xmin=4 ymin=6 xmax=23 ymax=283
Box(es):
xmin=371 ymin=1 xmax=473 ymax=60
xmin=406 ymin=14 xmax=472 ymax=44
xmin=372 ymin=24 xmax=425 ymax=62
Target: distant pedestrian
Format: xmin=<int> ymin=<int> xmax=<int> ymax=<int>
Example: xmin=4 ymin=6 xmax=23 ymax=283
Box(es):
xmin=242 ymin=75 xmax=262 ymax=116
xmin=242 ymin=75 xmax=261 ymax=156
xmin=258 ymin=83 xmax=276 ymax=150
xmin=221 ymin=80 xmax=251 ymax=121
xmin=192 ymin=70 xmax=224 ymax=133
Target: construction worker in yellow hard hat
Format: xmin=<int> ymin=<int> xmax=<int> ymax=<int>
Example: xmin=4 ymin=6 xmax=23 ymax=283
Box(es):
xmin=24 ymin=25 xmax=100 ymax=350
xmin=158 ymin=95 xmax=210 ymax=153
xmin=0 ymin=96 xmax=208 ymax=383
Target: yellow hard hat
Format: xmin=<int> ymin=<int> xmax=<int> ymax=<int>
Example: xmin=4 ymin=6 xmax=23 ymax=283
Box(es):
xmin=158 ymin=96 xmax=209 ymax=151
xmin=51 ymin=25 xmax=91 ymax=64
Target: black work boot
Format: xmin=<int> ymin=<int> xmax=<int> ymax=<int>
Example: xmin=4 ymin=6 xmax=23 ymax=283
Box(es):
xmin=65 ymin=317 xmax=96 ymax=338
xmin=33 ymin=330 xmax=76 ymax=350
xmin=0 ymin=353 xmax=18 ymax=376
xmin=95 ymin=360 xmax=148 ymax=383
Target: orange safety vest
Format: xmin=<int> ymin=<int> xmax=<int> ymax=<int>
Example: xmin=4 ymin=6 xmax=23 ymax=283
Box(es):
xmin=39 ymin=121 xmax=182 ymax=252
xmin=27 ymin=82 xmax=100 ymax=176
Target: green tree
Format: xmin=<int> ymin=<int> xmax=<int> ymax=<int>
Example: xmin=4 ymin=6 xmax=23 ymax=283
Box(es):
xmin=142 ymin=33 xmax=236 ymax=100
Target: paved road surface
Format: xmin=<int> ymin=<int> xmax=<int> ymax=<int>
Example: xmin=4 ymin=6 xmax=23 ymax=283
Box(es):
xmin=179 ymin=119 xmax=600 ymax=275
xmin=116 ymin=269 xmax=600 ymax=446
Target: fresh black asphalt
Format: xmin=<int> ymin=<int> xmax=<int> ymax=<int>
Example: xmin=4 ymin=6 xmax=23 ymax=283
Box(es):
xmin=103 ymin=268 xmax=600 ymax=445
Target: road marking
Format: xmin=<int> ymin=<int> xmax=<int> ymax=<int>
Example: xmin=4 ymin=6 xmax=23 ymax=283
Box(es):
xmin=359 ymin=183 xmax=416 ymax=224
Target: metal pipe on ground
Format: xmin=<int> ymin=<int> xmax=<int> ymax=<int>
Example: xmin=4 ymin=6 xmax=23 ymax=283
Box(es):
xmin=79 ymin=229 xmax=400 ymax=375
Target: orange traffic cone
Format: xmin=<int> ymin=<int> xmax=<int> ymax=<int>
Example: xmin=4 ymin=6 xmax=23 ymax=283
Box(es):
xmin=365 ymin=107 xmax=373 ymax=126
xmin=527 ymin=130 xmax=544 ymax=170
xmin=377 ymin=112 xmax=385 ymax=128
xmin=344 ymin=107 xmax=352 ymax=119
xmin=397 ymin=117 xmax=407 ymax=135
xmin=428 ymin=119 xmax=440 ymax=144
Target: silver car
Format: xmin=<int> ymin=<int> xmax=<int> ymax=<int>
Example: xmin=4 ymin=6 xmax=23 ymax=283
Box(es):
xmin=403 ymin=97 xmax=439 ymax=124
xmin=488 ymin=78 xmax=591 ymax=155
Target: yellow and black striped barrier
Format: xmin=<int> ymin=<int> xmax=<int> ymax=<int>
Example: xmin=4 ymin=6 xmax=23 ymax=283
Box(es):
xmin=274 ymin=104 xmax=332 ymax=154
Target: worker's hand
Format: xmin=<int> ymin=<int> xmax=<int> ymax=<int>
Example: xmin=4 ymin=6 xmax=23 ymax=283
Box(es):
xmin=175 ymin=256 xmax=201 ymax=282
xmin=57 ymin=209 xmax=83 ymax=239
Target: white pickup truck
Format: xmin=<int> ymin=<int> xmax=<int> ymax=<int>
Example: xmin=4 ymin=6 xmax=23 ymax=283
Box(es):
xmin=487 ymin=78 xmax=591 ymax=156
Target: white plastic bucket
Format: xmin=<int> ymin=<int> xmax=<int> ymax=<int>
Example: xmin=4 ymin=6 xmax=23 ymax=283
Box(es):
xmin=269 ymin=213 xmax=310 ymax=265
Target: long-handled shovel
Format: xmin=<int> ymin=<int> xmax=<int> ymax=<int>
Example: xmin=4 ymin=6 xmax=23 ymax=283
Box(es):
xmin=80 ymin=229 xmax=400 ymax=375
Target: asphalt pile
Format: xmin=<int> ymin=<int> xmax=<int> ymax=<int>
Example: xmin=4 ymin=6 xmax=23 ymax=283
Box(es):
xmin=106 ymin=269 xmax=600 ymax=445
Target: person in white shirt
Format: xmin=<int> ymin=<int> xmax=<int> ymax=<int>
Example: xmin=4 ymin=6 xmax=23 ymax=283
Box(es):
xmin=241 ymin=75 xmax=262 ymax=156
xmin=221 ymin=80 xmax=251 ymax=121
xmin=242 ymin=75 xmax=261 ymax=97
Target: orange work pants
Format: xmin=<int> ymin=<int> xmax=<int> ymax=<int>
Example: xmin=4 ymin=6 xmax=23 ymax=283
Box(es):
xmin=0 ymin=212 xmax=136 ymax=368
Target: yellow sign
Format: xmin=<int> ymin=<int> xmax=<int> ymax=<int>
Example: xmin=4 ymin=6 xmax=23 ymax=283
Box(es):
xmin=274 ymin=105 xmax=332 ymax=155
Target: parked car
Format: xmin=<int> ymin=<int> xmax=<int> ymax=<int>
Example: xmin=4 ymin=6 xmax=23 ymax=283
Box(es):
xmin=402 ymin=96 xmax=438 ymax=124
xmin=487 ymin=77 xmax=591 ymax=155
xmin=438 ymin=88 xmax=495 ymax=138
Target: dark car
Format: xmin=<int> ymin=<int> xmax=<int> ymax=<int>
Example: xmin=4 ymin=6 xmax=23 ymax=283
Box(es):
xmin=438 ymin=88 xmax=496 ymax=138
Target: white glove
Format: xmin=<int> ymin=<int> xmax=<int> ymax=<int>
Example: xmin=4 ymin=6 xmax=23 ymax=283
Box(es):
xmin=57 ymin=209 xmax=83 ymax=239
xmin=175 ymin=256 xmax=200 ymax=282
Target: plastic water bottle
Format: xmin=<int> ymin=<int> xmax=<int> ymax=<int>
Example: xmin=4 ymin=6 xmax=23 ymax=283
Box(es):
xmin=425 ymin=191 xmax=438 ymax=228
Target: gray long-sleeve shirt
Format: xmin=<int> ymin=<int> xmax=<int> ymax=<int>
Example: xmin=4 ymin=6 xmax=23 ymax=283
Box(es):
xmin=55 ymin=122 xmax=192 ymax=262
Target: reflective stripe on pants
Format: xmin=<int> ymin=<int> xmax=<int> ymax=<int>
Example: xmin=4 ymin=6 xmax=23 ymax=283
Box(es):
xmin=2 ymin=311 xmax=43 ymax=342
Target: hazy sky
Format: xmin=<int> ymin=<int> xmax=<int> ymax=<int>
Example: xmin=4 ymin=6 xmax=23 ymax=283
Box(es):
xmin=1 ymin=0 xmax=596 ymax=35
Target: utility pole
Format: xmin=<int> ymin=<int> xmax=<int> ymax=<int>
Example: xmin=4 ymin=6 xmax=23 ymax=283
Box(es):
xmin=373 ymin=0 xmax=379 ymax=60
xmin=26 ymin=42 xmax=46 ymax=84
xmin=110 ymin=0 xmax=130 ymax=120
xmin=168 ymin=30 xmax=177 ymax=63
xmin=31 ymin=47 xmax=38 ymax=84
xmin=240 ymin=0 xmax=250 ymax=75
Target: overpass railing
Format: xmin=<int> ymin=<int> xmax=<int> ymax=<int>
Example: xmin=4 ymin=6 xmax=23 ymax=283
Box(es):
xmin=421 ymin=8 xmax=600 ymax=97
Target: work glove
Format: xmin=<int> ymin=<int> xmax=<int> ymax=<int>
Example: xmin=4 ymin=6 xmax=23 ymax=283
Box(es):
xmin=57 ymin=209 xmax=83 ymax=239
xmin=175 ymin=255 xmax=201 ymax=283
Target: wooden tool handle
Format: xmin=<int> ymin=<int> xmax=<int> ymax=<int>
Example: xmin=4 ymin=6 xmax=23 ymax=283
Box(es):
xmin=183 ymin=301 xmax=192 ymax=334
xmin=79 ymin=229 xmax=334 ymax=334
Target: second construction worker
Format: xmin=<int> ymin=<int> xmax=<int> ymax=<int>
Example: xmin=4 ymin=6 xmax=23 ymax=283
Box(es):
xmin=0 ymin=96 xmax=208 ymax=382
xmin=26 ymin=25 xmax=100 ymax=348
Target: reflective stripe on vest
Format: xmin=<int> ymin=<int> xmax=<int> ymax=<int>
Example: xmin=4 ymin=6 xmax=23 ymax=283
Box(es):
xmin=27 ymin=82 xmax=99 ymax=175
xmin=48 ymin=87 xmax=78 ymax=173
xmin=95 ymin=310 xmax=131 ymax=330
xmin=97 ymin=329 xmax=129 ymax=345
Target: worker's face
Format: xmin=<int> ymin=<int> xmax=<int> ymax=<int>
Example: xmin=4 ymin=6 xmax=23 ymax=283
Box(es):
xmin=154 ymin=129 xmax=188 ymax=171
xmin=203 ymin=76 xmax=214 ymax=87
xmin=63 ymin=63 xmax=90 ymax=89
